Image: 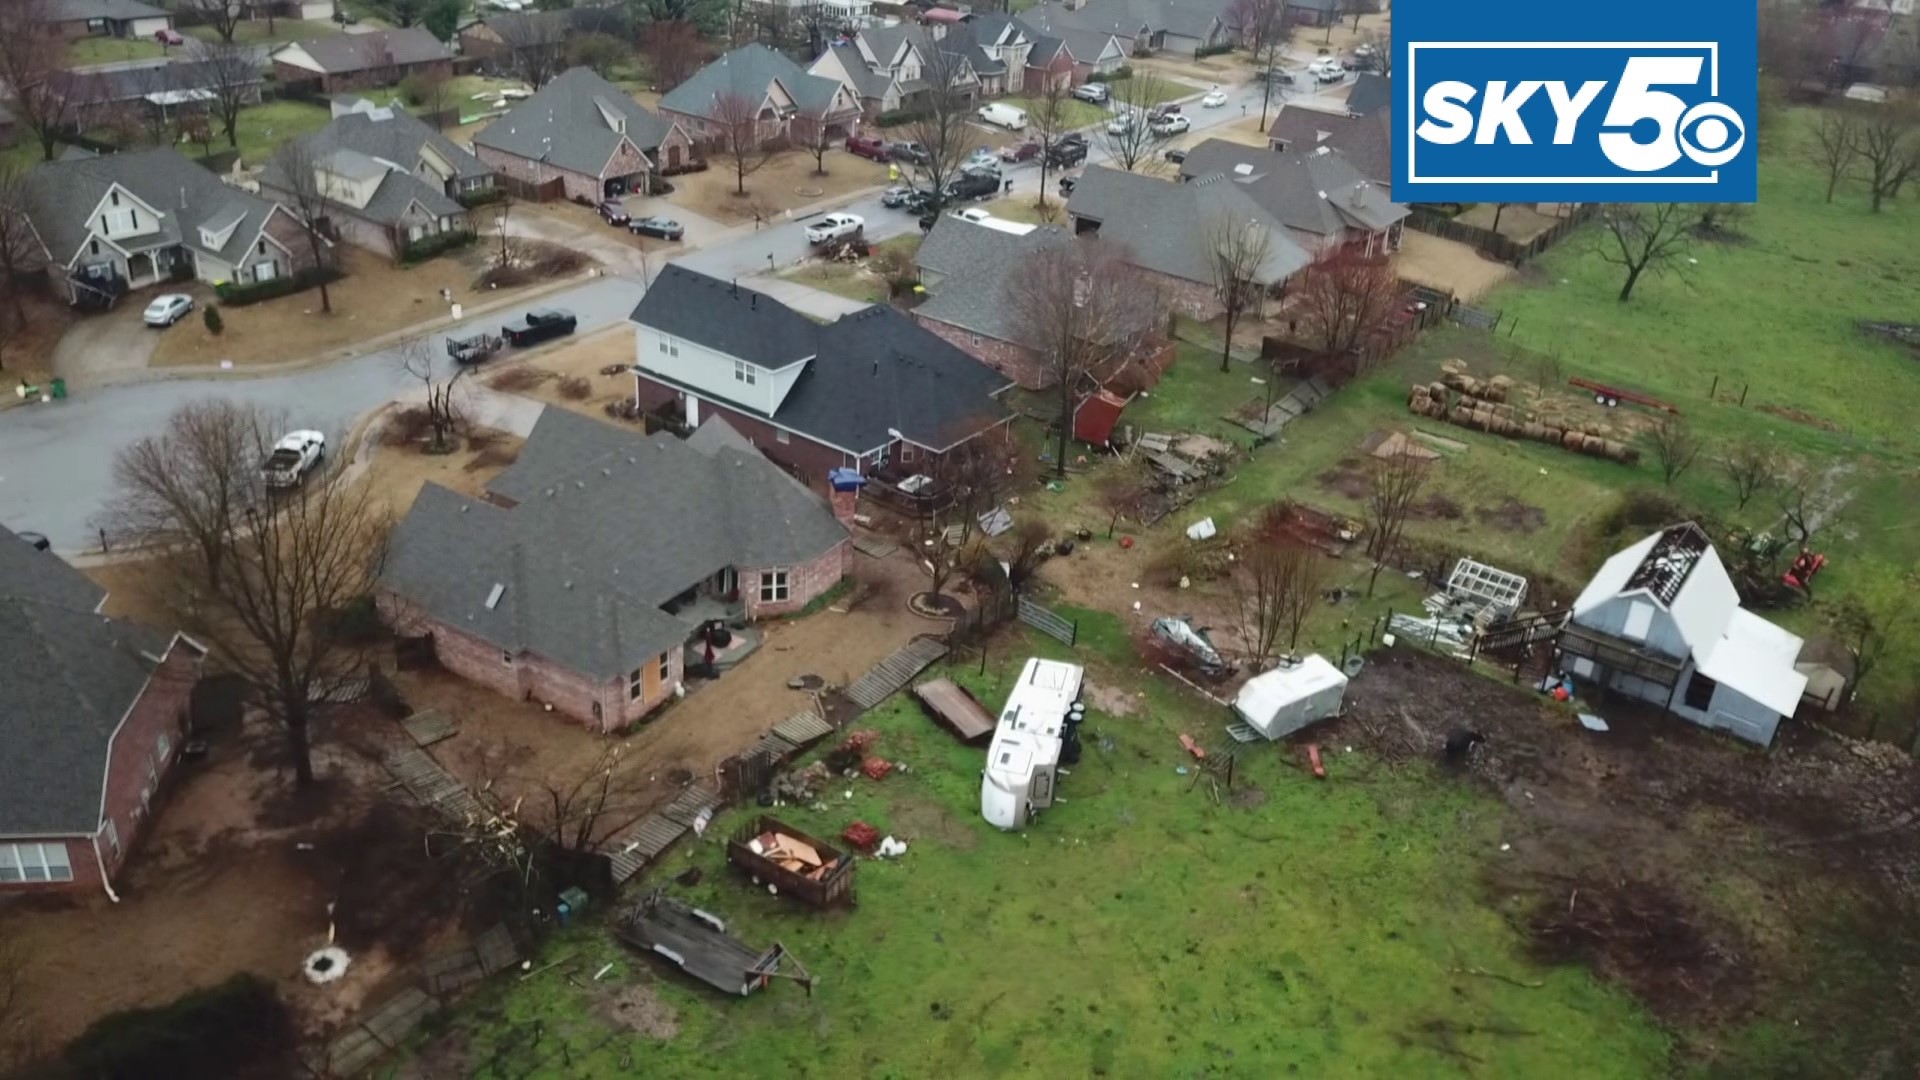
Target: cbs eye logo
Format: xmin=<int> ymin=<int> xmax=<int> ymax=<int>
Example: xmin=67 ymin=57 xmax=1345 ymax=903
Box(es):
xmin=1596 ymin=56 xmax=1746 ymax=174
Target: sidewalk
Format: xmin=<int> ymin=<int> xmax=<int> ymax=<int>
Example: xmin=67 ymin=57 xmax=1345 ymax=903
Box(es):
xmin=739 ymin=276 xmax=876 ymax=320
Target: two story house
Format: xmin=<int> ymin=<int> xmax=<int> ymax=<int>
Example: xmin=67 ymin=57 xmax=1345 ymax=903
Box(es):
xmin=629 ymin=266 xmax=1016 ymax=484
xmin=659 ymin=44 xmax=864 ymax=151
xmin=808 ymin=25 xmax=982 ymax=120
xmin=1559 ymin=522 xmax=1810 ymax=747
xmin=19 ymin=147 xmax=315 ymax=305
xmin=259 ymin=99 xmax=493 ymax=261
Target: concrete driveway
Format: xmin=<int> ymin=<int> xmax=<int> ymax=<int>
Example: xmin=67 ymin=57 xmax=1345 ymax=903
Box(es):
xmin=618 ymin=194 xmax=728 ymax=250
xmin=48 ymin=298 xmax=180 ymax=387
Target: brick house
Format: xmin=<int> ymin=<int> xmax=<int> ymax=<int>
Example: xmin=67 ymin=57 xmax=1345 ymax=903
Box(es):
xmin=473 ymin=67 xmax=693 ymax=202
xmin=270 ymin=28 xmax=454 ymax=97
xmin=18 ymin=147 xmax=318 ymax=305
xmin=1026 ymin=0 xmax=1239 ymax=58
xmin=914 ymin=216 xmax=1172 ymax=390
xmin=1176 ymin=139 xmax=1409 ymax=258
xmin=806 ymin=25 xmax=983 ymax=122
xmin=1064 ymin=165 xmax=1313 ymax=319
xmin=0 ymin=527 xmax=205 ymax=898
xmin=35 ymin=0 xmax=172 ymax=41
xmin=1264 ymin=103 xmax=1393 ymax=186
xmin=660 ymin=44 xmax=864 ymax=152
xmin=630 ymin=265 xmax=1017 ymax=484
xmin=459 ymin=8 xmax=626 ymax=73
xmin=379 ymin=409 xmax=851 ymax=733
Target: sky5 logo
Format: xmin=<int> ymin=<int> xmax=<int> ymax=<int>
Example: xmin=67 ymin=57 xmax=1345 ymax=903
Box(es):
xmin=1391 ymin=0 xmax=1758 ymax=203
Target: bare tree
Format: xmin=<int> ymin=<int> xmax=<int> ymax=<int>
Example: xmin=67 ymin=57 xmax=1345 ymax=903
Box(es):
xmin=1229 ymin=0 xmax=1288 ymax=129
xmin=710 ymin=92 xmax=772 ymax=195
xmin=1648 ymin=419 xmax=1701 ymax=485
xmin=1025 ymin=73 xmax=1073 ymax=210
xmin=1531 ymin=350 xmax=1563 ymax=397
xmin=0 ymin=161 xmax=43 ymax=331
xmin=567 ymin=32 xmax=630 ymax=80
xmin=395 ymin=337 xmax=473 ymax=453
xmin=1094 ymin=459 xmax=1153 ymax=537
xmin=404 ymin=67 xmax=456 ymax=131
xmin=1099 ymin=73 xmax=1177 ymax=173
xmin=1205 ymin=213 xmax=1275 ymax=373
xmin=904 ymin=46 xmax=978 ymax=208
xmin=1774 ymin=458 xmax=1844 ymax=547
xmin=1358 ymin=26 xmax=1392 ymax=76
xmin=526 ymin=746 xmax=655 ymax=856
xmin=510 ymin=12 xmax=572 ymax=89
xmin=1719 ymin=439 xmax=1776 ymax=510
xmin=644 ymin=21 xmax=709 ymax=94
xmin=268 ymin=139 xmax=336 ymax=314
xmin=100 ymin=399 xmax=259 ymax=586
xmin=1826 ymin=594 xmax=1913 ymax=704
xmin=1274 ymin=539 xmax=1325 ymax=654
xmin=1232 ymin=542 xmax=1292 ymax=667
xmin=1808 ymin=109 xmax=1858 ymax=203
xmin=0 ymin=1 xmax=85 ymax=162
xmin=182 ymin=0 xmax=243 ymax=43
xmin=1005 ymin=238 xmax=1159 ymax=478
xmin=109 ymin=401 xmax=389 ymax=786
xmin=1362 ymin=449 xmax=1431 ymax=596
xmin=1004 ymin=518 xmax=1052 ymax=594
xmin=188 ymin=38 xmax=261 ymax=151
xmin=1593 ymin=202 xmax=1695 ymax=302
xmin=798 ymin=113 xmax=834 ymax=177
xmin=1851 ymin=104 xmax=1918 ymax=213
xmin=1294 ymin=251 xmax=1402 ymax=364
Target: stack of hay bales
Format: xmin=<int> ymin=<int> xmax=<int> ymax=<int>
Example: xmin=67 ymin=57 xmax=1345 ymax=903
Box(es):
xmin=1407 ymin=376 xmax=1642 ymax=465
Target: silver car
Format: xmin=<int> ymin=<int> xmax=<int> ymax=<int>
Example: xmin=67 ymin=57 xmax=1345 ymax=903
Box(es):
xmin=143 ymin=294 xmax=194 ymax=327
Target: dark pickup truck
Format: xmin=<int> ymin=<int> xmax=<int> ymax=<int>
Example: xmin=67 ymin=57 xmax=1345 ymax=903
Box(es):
xmin=502 ymin=308 xmax=577 ymax=347
xmin=1046 ymin=133 xmax=1088 ymax=168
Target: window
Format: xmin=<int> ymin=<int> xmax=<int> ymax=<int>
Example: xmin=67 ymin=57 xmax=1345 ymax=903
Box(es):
xmin=733 ymin=359 xmax=757 ymax=386
xmin=1683 ymin=671 xmax=1717 ymax=711
xmin=760 ymin=569 xmax=790 ymax=604
xmin=258 ymin=239 xmax=267 ymax=255
xmin=89 ymin=240 xmax=100 ymax=256
xmin=900 ymin=443 xmax=916 ymax=463
xmin=101 ymin=209 xmax=136 ymax=235
xmin=1622 ymin=600 xmax=1654 ymax=642
xmin=775 ymin=429 xmax=790 ymax=444
xmin=0 ymin=842 xmax=74 ymax=883
xmin=110 ymin=191 xmax=120 ymax=207
xmin=253 ymin=262 xmax=277 ymax=283
xmin=502 ymin=651 xmax=514 ymax=665
xmin=628 ymin=665 xmax=644 ymax=701
xmin=101 ymin=819 xmax=120 ymax=858
xmin=658 ymin=652 xmax=671 ymax=683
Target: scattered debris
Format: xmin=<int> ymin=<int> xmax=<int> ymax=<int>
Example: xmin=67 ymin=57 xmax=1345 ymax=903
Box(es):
xmin=1577 ymin=713 xmax=1610 ymax=733
xmin=1150 ymin=616 xmax=1231 ymax=676
xmin=876 ymin=836 xmax=909 ymax=859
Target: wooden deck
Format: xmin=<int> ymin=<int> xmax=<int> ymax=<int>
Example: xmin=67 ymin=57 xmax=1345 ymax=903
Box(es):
xmin=851 ymin=534 xmax=900 ymax=559
xmin=606 ymin=782 xmax=721 ymax=887
xmin=420 ymin=924 xmax=521 ymax=996
xmin=400 ymin=709 xmax=458 ymax=747
xmin=913 ymin=677 xmax=997 ymax=741
xmin=771 ymin=709 xmax=835 ymax=749
xmin=844 ymin=637 xmax=951 ymax=711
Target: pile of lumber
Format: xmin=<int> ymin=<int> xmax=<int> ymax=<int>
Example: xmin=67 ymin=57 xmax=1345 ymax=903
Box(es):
xmin=746 ymin=830 xmax=841 ymax=882
xmin=1409 ymin=382 xmax=1639 ymax=465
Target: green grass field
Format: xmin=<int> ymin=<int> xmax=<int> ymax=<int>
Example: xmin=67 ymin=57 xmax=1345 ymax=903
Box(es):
xmin=227 ymin=99 xmax=335 ymax=166
xmin=1004 ymin=96 xmax=1108 ymax=131
xmin=390 ymin=615 xmax=1672 ymax=1078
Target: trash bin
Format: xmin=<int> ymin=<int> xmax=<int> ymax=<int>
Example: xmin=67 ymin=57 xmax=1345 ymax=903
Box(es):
xmin=50 ymin=378 xmax=66 ymax=400
xmin=558 ymin=886 xmax=589 ymax=921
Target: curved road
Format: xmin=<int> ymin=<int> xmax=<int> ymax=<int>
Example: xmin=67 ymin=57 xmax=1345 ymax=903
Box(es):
xmin=0 ymin=74 xmax=1322 ymax=553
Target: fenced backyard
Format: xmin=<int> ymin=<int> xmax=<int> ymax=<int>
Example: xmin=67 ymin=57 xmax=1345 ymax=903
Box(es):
xmin=1406 ymin=205 xmax=1596 ymax=266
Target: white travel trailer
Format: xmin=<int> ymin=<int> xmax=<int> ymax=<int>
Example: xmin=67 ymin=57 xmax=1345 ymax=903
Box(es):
xmin=980 ymin=658 xmax=1085 ymax=830
xmin=1231 ymin=655 xmax=1348 ymax=740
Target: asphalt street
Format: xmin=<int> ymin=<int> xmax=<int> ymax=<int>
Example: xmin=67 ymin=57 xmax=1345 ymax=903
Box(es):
xmin=0 ymin=72 xmax=1342 ymax=552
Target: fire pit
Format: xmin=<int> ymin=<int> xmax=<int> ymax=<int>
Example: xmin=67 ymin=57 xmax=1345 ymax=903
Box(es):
xmin=303 ymin=947 xmax=351 ymax=985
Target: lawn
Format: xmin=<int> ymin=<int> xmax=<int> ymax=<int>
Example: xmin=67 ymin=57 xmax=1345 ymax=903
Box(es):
xmin=229 ymin=99 xmax=335 ymax=165
xmin=783 ymin=234 xmax=921 ymax=305
xmin=672 ymin=149 xmax=891 ymax=226
xmin=1004 ymin=96 xmax=1107 ymax=131
xmin=387 ymin=615 xmax=1674 ymax=1078
xmin=65 ymin=35 xmax=170 ymax=64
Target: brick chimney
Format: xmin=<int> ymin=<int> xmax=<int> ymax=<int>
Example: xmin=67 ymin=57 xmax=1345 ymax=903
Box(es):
xmin=829 ymin=487 xmax=860 ymax=525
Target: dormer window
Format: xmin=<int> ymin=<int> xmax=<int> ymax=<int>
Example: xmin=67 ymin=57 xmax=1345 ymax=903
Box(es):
xmin=733 ymin=359 xmax=757 ymax=386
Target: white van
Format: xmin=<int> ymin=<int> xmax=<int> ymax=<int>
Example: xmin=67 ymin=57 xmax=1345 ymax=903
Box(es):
xmin=977 ymin=102 xmax=1029 ymax=130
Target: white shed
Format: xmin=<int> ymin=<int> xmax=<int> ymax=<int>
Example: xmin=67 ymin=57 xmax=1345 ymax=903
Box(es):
xmin=1232 ymin=655 xmax=1348 ymax=740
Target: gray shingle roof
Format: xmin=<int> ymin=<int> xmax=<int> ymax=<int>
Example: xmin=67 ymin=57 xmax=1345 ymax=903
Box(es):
xmin=1031 ymin=0 xmax=1233 ymax=43
xmin=381 ymin=410 xmax=847 ymax=679
xmin=631 ymin=266 xmax=1015 ymax=455
xmin=21 ymin=147 xmax=285 ymax=270
xmin=1065 ymin=166 xmax=1313 ymax=285
xmin=1261 ymin=105 xmax=1392 ymax=184
xmin=55 ymin=60 xmax=261 ymax=108
xmin=0 ymin=526 xmax=186 ymax=836
xmin=1345 ymin=72 xmax=1391 ymax=117
xmin=474 ymin=67 xmax=677 ymax=177
xmin=1015 ymin=10 xmax=1125 ymax=65
xmin=914 ymin=216 xmax=1070 ymax=345
xmin=660 ymin=43 xmax=848 ymax=121
xmin=39 ymin=0 xmax=168 ymax=21
xmin=258 ymin=108 xmax=482 ymax=227
xmin=283 ymin=27 xmax=453 ymax=74
xmin=1177 ymin=138 xmax=1407 ymax=235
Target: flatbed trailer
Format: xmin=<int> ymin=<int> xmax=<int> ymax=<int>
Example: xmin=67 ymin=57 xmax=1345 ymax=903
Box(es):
xmin=616 ymin=893 xmax=812 ymax=997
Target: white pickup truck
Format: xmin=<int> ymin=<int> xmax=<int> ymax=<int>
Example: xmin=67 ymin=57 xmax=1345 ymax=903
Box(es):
xmin=805 ymin=212 xmax=865 ymax=245
xmin=262 ymin=430 xmax=326 ymax=489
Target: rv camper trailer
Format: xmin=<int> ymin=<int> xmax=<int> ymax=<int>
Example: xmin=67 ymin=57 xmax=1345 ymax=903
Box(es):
xmin=980 ymin=658 xmax=1086 ymax=830
xmin=1232 ymin=655 xmax=1349 ymax=740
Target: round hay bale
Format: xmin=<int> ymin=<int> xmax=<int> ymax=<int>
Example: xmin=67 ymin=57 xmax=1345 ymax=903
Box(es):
xmin=1522 ymin=422 xmax=1547 ymax=440
xmin=1440 ymin=358 xmax=1468 ymax=377
xmin=1449 ymin=406 xmax=1474 ymax=426
xmin=1582 ymin=434 xmax=1607 ymax=455
xmin=1622 ymin=446 xmax=1643 ymax=465
xmin=1500 ymin=418 xmax=1523 ymax=437
xmin=1428 ymin=381 xmax=1449 ymax=399
xmin=1540 ymin=425 xmax=1563 ymax=443
xmin=1488 ymin=374 xmax=1515 ymax=393
xmin=1602 ymin=440 xmax=1631 ymax=462
xmin=1562 ymin=430 xmax=1584 ymax=450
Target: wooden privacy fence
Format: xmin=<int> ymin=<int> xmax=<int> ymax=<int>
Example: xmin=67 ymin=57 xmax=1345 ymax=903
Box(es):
xmin=1405 ymin=205 xmax=1596 ymax=265
xmin=495 ymin=173 xmax=564 ymax=202
xmin=1018 ymin=596 xmax=1078 ymax=646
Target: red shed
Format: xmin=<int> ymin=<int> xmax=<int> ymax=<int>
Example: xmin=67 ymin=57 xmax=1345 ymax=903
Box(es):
xmin=1073 ymin=390 xmax=1131 ymax=447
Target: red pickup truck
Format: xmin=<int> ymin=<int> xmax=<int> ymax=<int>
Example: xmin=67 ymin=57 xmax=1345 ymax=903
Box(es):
xmin=845 ymin=134 xmax=890 ymax=162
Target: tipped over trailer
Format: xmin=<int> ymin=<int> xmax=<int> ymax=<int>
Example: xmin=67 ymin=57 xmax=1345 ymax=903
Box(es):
xmin=1230 ymin=655 xmax=1349 ymax=740
xmin=980 ymin=658 xmax=1086 ymax=830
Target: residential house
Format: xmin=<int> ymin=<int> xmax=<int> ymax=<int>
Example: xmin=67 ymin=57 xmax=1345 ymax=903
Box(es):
xmin=1028 ymin=0 xmax=1239 ymax=58
xmin=0 ymin=526 xmax=205 ymax=897
xmin=378 ymin=409 xmax=852 ymax=733
xmin=1064 ymin=165 xmax=1313 ymax=317
xmin=808 ymin=24 xmax=983 ymax=121
xmin=473 ymin=67 xmax=693 ymax=202
xmin=1558 ymin=522 xmax=1810 ymax=747
xmin=934 ymin=15 xmax=1036 ymax=97
xmin=630 ymin=265 xmax=1016 ymax=482
xmin=1283 ymin=0 xmax=1338 ymax=27
xmin=19 ymin=146 xmax=317 ymax=304
xmin=1013 ymin=9 xmax=1131 ymax=84
xmin=1343 ymin=71 xmax=1391 ymax=118
xmin=1263 ymin=103 xmax=1392 ymax=185
xmin=913 ymin=216 xmax=1172 ymax=389
xmin=52 ymin=60 xmax=265 ymax=136
xmin=660 ymin=44 xmax=864 ymax=150
xmin=458 ymin=7 xmax=628 ymax=74
xmin=1176 ymin=138 xmax=1407 ymax=257
xmin=749 ymin=0 xmax=876 ymax=28
xmin=35 ymin=0 xmax=172 ymax=41
xmin=258 ymin=101 xmax=492 ymax=260
xmin=270 ymin=28 xmax=455 ymax=96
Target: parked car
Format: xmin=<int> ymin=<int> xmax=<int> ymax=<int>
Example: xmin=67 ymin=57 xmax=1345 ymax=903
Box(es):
xmin=903 ymin=189 xmax=941 ymax=216
xmin=805 ymin=212 xmax=865 ymax=245
xmin=1148 ymin=103 xmax=1182 ymax=121
xmin=881 ymin=185 xmax=916 ymax=208
xmin=1106 ymin=111 xmax=1135 ymax=135
xmin=14 ymin=531 xmax=50 ymax=552
xmin=143 ymin=294 xmax=193 ymax=327
xmin=502 ymin=308 xmax=578 ymax=347
xmin=955 ymin=207 xmax=992 ymax=224
xmin=331 ymin=8 xmax=359 ymax=23
xmin=944 ymin=170 xmax=1000 ymax=202
xmin=1164 ymin=147 xmax=1188 ymax=164
xmin=1309 ymin=57 xmax=1345 ymax=83
xmin=597 ymin=199 xmax=630 ymax=226
xmin=154 ymin=28 xmax=184 ymax=45
xmin=891 ymin=141 xmax=931 ymax=166
xmin=977 ymin=102 xmax=1029 ymax=130
xmin=845 ymin=134 xmax=890 ymax=162
xmin=964 ymin=147 xmax=1001 ymax=174
xmin=1072 ymin=82 xmax=1109 ymax=104
xmin=1151 ymin=114 xmax=1190 ymax=135
xmin=1202 ymin=90 xmax=1228 ymax=108
xmin=262 ymin=431 xmax=325 ymax=489
xmin=1047 ymin=134 xmax=1089 ymax=168
xmin=629 ymin=215 xmax=684 ymax=240
xmin=1000 ymin=139 xmax=1041 ymax=163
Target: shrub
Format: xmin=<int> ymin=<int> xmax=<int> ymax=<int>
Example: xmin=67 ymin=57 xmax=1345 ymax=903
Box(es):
xmin=399 ymin=228 xmax=476 ymax=265
xmin=1194 ymin=44 xmax=1234 ymax=58
xmin=557 ymin=376 xmax=591 ymax=400
xmin=876 ymin=107 xmax=931 ymax=127
xmin=214 ymin=266 xmax=344 ymax=307
xmin=202 ymin=304 xmax=223 ymax=335
xmin=1086 ymin=66 xmax=1133 ymax=83
xmin=397 ymin=73 xmax=432 ymax=107
xmin=456 ymin=187 xmax=505 ymax=208
xmin=487 ymin=366 xmax=552 ymax=392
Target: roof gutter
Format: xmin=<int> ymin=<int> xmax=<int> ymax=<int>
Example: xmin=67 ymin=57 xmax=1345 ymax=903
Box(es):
xmin=93 ymin=832 xmax=120 ymax=903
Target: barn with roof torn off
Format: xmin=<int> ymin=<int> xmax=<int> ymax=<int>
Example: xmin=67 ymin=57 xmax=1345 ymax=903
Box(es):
xmin=1557 ymin=522 xmax=1809 ymax=747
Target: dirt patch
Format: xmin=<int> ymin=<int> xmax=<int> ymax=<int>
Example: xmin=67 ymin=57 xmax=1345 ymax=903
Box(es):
xmin=1413 ymin=493 xmax=1465 ymax=521
xmin=1455 ymin=203 xmax=1564 ymax=244
xmin=596 ymin=981 xmax=682 ymax=1039
xmin=1316 ymin=459 xmax=1371 ymax=501
xmin=516 ymin=328 xmax=644 ymax=421
xmin=1226 ymin=784 xmax=1269 ymax=810
xmin=667 ymin=149 xmax=890 ymax=226
xmin=890 ymin=797 xmax=981 ymax=851
xmin=1475 ymin=498 xmax=1548 ymax=533
xmin=1084 ymin=680 xmax=1140 ymax=717
xmin=1756 ymin=403 xmax=1841 ymax=432
xmin=358 ymin=426 xmax=524 ymax=519
xmin=1393 ymin=231 xmax=1515 ymax=302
